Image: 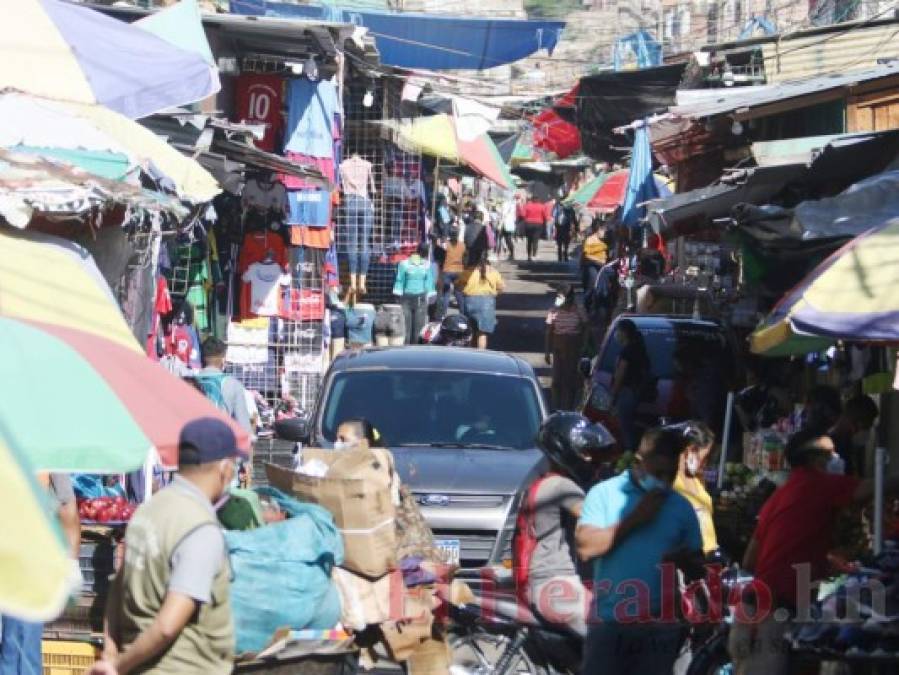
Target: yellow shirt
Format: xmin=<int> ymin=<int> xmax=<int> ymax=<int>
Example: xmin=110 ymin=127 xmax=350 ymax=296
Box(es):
xmin=462 ymin=267 xmax=505 ymax=296
xmin=582 ymin=235 xmax=608 ymax=265
xmin=674 ymin=474 xmax=718 ymax=554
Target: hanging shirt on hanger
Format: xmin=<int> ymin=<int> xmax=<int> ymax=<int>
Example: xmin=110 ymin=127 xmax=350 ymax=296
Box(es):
xmin=241 ymin=262 xmax=291 ymax=317
xmin=340 ymin=155 xmax=373 ymax=198
xmin=242 ymin=178 xmax=289 ymax=216
xmin=237 ymin=231 xmax=289 ymax=274
xmin=284 ymin=78 xmax=339 ymax=159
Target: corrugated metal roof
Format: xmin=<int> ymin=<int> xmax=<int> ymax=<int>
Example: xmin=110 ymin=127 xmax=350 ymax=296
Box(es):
xmin=668 ymin=61 xmax=899 ymax=119
xmin=761 ymin=23 xmax=899 ymax=84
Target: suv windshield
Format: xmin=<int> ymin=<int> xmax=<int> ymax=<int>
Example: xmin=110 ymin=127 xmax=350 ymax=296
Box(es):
xmin=598 ymin=323 xmax=729 ymax=379
xmin=321 ymin=370 xmax=542 ymax=450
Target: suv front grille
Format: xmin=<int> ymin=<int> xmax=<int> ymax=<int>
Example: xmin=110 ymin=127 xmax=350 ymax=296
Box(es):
xmin=433 ymin=529 xmax=498 ymax=567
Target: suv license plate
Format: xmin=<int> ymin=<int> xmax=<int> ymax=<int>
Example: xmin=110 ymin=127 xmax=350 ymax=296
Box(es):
xmin=435 ymin=538 xmax=461 ymax=566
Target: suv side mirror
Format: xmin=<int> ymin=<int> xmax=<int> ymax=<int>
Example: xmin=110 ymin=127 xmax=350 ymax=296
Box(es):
xmin=578 ymin=357 xmax=593 ymax=379
xmin=274 ymin=415 xmax=309 ymax=443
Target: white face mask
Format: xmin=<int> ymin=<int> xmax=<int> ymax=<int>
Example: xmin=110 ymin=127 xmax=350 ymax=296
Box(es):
xmin=686 ymin=454 xmax=700 ymax=476
xmin=333 ymin=440 xmax=350 ymax=451
xmin=554 ymin=296 xmax=566 ymax=308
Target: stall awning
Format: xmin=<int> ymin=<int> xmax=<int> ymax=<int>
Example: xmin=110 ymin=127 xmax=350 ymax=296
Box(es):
xmin=576 ymin=64 xmax=685 ymax=161
xmin=231 ymin=0 xmax=565 ymax=70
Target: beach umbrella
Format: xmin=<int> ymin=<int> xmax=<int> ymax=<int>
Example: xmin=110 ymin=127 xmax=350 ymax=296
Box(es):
xmin=0 ymin=434 xmax=79 ymax=621
xmin=0 ymin=0 xmax=219 ymax=120
xmin=751 ymin=219 xmax=899 ymax=356
xmin=0 ymin=318 xmax=251 ymax=472
xmin=584 ymin=169 xmax=672 ymax=212
xmin=383 ymin=115 xmax=514 ymax=188
xmin=0 ymin=92 xmax=219 ymax=202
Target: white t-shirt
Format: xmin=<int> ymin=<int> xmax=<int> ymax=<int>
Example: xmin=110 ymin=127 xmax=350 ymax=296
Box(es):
xmin=242 ymin=262 xmax=290 ymax=316
xmin=501 ymin=199 xmax=517 ymax=232
xmin=242 ymin=179 xmax=288 ymax=215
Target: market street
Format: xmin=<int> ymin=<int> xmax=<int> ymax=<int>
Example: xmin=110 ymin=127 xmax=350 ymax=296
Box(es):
xmin=5 ymin=2 xmax=899 ymax=675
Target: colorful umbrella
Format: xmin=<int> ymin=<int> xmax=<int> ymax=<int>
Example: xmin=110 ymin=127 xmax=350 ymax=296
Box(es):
xmin=532 ymin=85 xmax=581 ymax=160
xmin=0 ymin=228 xmax=141 ymax=352
xmin=0 ymin=0 xmax=220 ymax=120
xmin=0 ymin=433 xmax=78 ymax=621
xmin=586 ymin=169 xmax=672 ymax=212
xmin=383 ymin=115 xmax=514 ymax=188
xmin=0 ymin=317 xmax=251 ymax=472
xmin=0 ymin=92 xmax=219 ymax=202
xmin=751 ymin=219 xmax=899 ymax=356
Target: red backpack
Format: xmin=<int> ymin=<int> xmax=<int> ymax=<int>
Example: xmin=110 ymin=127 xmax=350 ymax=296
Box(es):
xmin=512 ymin=474 xmax=557 ymax=604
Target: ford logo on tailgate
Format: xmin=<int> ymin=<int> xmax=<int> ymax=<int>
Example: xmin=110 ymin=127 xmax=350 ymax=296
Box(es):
xmin=419 ymin=494 xmax=451 ymax=507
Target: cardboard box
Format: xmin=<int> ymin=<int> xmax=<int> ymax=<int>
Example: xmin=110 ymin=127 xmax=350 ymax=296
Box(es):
xmin=407 ymin=638 xmax=451 ymax=675
xmin=266 ymin=448 xmax=397 ymax=577
xmin=332 ymin=568 xmax=400 ymax=631
xmin=380 ymin=586 xmax=438 ymax=662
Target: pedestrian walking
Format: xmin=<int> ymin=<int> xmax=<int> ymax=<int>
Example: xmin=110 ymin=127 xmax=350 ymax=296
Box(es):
xmin=88 ymin=418 xmax=240 ymax=675
xmin=544 ymin=283 xmax=587 ymax=411
xmin=462 ymin=252 xmax=505 ymax=350
xmin=730 ymin=428 xmax=899 ymax=675
xmin=521 ymin=193 xmax=547 ymax=261
xmin=393 ymin=242 xmax=435 ymax=345
xmin=197 ymin=337 xmax=253 ymax=437
xmin=610 ymin=318 xmax=651 ymax=452
xmin=552 ymin=199 xmax=575 ymax=262
xmin=672 ymin=421 xmax=719 ymax=555
xmin=580 ymin=219 xmax=609 ymax=297
xmin=438 ymin=227 xmax=466 ymax=318
xmin=496 ymin=193 xmax=517 ymax=260
xmin=577 ymin=427 xmax=703 ymax=675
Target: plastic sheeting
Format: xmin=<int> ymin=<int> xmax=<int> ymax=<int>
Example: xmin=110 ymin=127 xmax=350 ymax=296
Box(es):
xmin=577 ymin=64 xmax=685 ymax=161
xmin=230 ymin=0 xmax=565 ymax=70
xmin=225 ymin=488 xmax=344 ymax=654
xmin=612 ymin=30 xmax=662 ymax=71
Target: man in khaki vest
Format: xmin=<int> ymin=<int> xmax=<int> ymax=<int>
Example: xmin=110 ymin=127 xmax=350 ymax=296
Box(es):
xmin=88 ymin=418 xmax=240 ymax=675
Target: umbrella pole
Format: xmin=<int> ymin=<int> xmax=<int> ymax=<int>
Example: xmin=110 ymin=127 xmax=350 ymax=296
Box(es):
xmin=717 ymin=391 xmax=735 ymax=490
xmin=430 ymin=158 xmax=441 ymax=232
xmin=875 ymin=445 xmax=886 ymax=554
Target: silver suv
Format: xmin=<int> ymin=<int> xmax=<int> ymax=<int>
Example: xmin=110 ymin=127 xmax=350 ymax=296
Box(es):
xmin=298 ymin=346 xmax=548 ymax=585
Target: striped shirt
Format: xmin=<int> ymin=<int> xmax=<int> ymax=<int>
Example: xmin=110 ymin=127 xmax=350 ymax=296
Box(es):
xmin=546 ymin=306 xmax=587 ymax=335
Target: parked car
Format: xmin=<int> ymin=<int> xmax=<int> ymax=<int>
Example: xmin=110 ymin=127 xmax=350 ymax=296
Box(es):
xmin=581 ymin=315 xmax=737 ymax=443
xmin=286 ymin=346 xmax=548 ymax=584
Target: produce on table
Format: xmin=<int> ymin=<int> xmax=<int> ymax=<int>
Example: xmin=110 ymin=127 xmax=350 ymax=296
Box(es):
xmin=78 ymin=496 xmax=135 ymax=523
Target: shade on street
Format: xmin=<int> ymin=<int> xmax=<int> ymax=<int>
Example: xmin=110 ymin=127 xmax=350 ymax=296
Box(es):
xmin=0 ymin=0 xmax=219 ymax=120
xmin=0 ymin=434 xmax=78 ymax=621
xmin=751 ymin=218 xmax=899 ymax=356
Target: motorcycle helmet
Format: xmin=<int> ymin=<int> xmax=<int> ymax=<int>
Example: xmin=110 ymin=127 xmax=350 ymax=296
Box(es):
xmin=439 ymin=314 xmax=473 ymax=346
xmin=537 ymin=412 xmax=616 ymax=484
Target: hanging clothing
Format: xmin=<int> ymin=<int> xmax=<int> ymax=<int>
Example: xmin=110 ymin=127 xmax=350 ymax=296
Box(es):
xmin=242 ymin=178 xmax=288 ymax=216
xmin=284 ymin=78 xmax=339 ymax=159
xmin=241 ymin=262 xmax=291 ymax=318
xmin=340 ymin=155 xmax=373 ymax=198
xmin=237 ymin=231 xmax=288 ymax=274
xmin=287 ymin=189 xmax=331 ymax=227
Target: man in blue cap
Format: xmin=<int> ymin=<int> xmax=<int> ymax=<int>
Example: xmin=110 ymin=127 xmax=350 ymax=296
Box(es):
xmin=89 ymin=418 xmax=241 ymax=675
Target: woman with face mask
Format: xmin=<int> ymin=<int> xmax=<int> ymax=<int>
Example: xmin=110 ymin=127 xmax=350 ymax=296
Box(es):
xmin=334 ymin=418 xmax=382 ymax=450
xmin=544 ymin=283 xmax=588 ymax=411
xmin=672 ymin=421 xmax=719 ymax=555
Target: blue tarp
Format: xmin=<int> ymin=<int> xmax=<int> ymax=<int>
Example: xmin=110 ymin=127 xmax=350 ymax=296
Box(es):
xmin=230 ymin=0 xmax=565 ymax=70
xmin=621 ymin=125 xmax=662 ymax=227
xmin=613 ymin=30 xmax=662 ymax=71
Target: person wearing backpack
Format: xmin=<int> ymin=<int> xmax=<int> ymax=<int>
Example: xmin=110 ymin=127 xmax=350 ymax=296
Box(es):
xmin=513 ymin=413 xmax=615 ymax=637
xmin=197 ymin=337 xmax=253 ymax=438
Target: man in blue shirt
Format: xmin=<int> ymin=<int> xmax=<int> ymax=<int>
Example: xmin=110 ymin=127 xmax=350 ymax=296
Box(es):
xmin=576 ymin=427 xmax=703 ymax=674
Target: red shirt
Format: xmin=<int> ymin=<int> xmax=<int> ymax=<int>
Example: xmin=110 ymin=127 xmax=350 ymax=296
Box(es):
xmin=752 ymin=467 xmax=859 ymax=607
xmin=522 ymin=200 xmax=547 ymax=225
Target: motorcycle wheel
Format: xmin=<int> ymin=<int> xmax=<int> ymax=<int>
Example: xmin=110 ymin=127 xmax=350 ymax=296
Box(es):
xmin=449 ymin=629 xmax=547 ymax=675
xmin=686 ymin=632 xmax=732 ymax=675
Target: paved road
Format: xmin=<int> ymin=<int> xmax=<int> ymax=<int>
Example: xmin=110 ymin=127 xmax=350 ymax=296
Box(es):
xmin=491 ymin=239 xmax=578 ymax=392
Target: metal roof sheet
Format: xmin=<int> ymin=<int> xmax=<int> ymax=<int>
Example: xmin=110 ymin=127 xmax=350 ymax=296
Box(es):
xmin=668 ymin=61 xmax=899 ymax=119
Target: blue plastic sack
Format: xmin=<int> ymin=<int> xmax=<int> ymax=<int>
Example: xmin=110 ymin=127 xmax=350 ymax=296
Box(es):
xmin=225 ymin=487 xmax=344 ymax=654
xmin=72 ymin=474 xmax=126 ymax=499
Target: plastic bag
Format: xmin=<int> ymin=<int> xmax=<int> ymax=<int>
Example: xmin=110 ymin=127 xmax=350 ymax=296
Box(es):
xmin=225 ymin=487 xmax=345 ymax=654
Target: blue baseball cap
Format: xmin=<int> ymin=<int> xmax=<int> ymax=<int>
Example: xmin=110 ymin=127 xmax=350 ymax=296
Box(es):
xmin=178 ymin=417 xmax=240 ymax=466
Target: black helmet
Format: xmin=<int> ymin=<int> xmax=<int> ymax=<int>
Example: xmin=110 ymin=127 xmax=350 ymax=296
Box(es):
xmin=439 ymin=314 xmax=473 ymax=345
xmin=537 ymin=412 xmax=616 ymax=484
